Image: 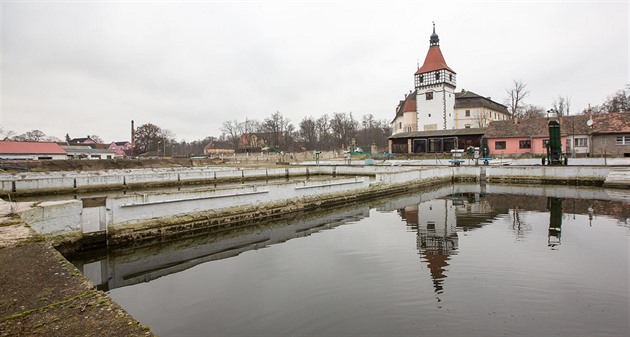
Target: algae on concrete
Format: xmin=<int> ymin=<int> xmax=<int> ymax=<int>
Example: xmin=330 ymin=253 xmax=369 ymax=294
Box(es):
xmin=0 ymin=227 xmax=154 ymax=336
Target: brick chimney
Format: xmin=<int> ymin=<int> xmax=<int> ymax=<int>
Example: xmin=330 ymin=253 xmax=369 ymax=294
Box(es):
xmin=131 ymin=120 xmax=135 ymax=147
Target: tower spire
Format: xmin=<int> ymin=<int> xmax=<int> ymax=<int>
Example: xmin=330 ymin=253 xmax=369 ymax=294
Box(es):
xmin=430 ymin=21 xmax=439 ymax=46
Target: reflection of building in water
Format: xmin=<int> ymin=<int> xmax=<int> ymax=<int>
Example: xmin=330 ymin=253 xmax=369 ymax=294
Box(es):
xmin=399 ymin=193 xmax=496 ymax=295
xmin=453 ymin=193 xmax=496 ymax=231
xmin=416 ymin=198 xmax=459 ymax=294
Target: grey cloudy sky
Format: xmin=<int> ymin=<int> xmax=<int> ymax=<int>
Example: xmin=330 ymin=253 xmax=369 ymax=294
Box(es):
xmin=2 ymin=0 xmax=628 ymax=142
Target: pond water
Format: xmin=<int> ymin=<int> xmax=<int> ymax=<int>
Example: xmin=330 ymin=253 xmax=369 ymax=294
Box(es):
xmin=68 ymin=184 xmax=630 ymax=337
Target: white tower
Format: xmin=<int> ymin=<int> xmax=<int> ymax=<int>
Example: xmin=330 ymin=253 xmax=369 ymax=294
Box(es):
xmin=415 ymin=24 xmax=457 ymax=130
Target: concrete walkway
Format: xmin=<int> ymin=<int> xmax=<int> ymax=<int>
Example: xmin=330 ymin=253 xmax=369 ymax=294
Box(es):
xmin=0 ymin=206 xmax=154 ymax=336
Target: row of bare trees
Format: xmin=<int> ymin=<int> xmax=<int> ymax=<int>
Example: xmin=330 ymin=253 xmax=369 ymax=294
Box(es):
xmin=220 ymin=111 xmax=391 ymax=153
xmin=506 ymin=81 xmax=629 ymax=119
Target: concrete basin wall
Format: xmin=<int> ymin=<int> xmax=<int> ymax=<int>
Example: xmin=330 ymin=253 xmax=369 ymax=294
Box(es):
xmin=485 ymin=166 xmax=609 ymax=182
xmin=13 ymin=165 xmax=616 ymax=242
xmin=105 ymin=177 xmax=369 ymax=228
xmin=0 ymin=167 xmax=318 ymax=195
xmin=375 ymin=167 xmax=461 ymax=184
xmin=19 ymin=200 xmax=83 ymax=235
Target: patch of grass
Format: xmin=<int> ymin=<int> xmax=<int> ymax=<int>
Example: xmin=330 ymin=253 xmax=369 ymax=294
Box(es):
xmin=0 ymin=290 xmax=93 ymax=323
xmin=32 ymin=316 xmax=61 ymax=329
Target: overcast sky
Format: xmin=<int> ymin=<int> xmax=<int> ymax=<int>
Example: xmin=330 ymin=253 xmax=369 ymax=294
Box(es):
xmin=2 ymin=0 xmax=628 ymax=143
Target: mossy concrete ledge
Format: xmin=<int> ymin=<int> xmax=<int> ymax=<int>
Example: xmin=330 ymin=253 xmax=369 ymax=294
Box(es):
xmin=0 ymin=219 xmax=154 ymax=336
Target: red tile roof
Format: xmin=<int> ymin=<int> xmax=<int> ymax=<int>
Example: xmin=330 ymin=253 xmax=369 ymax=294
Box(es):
xmin=415 ymin=46 xmax=455 ymax=75
xmin=484 ymin=113 xmax=628 ymax=138
xmin=402 ymin=94 xmax=416 ymax=112
xmin=0 ymin=141 xmax=67 ymax=155
xmin=393 ymin=90 xmax=417 ymax=121
xmin=591 ymin=112 xmax=630 ymax=134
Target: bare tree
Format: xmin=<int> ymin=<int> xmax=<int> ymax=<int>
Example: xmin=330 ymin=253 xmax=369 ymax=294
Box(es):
xmin=299 ymin=116 xmax=317 ymax=151
xmin=13 ymin=130 xmax=46 ymax=142
xmin=0 ymin=127 xmax=15 ymax=140
xmin=330 ymin=112 xmax=357 ymax=149
xmin=522 ymin=104 xmax=546 ymax=119
xmin=505 ymin=80 xmax=530 ymax=118
xmin=262 ymin=111 xmax=293 ymax=150
xmin=316 ymin=114 xmax=331 ymax=149
xmin=90 ymin=135 xmax=104 ymax=143
xmin=220 ymin=120 xmax=242 ymax=151
xmin=242 ymin=118 xmax=260 ymax=135
xmin=552 ymin=95 xmax=572 ymax=116
xmin=472 ymin=110 xmax=490 ymax=127
xmin=599 ymin=86 xmax=630 ymax=113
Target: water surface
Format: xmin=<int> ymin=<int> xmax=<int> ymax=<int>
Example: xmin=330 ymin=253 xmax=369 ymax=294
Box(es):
xmin=70 ymin=185 xmax=630 ymax=336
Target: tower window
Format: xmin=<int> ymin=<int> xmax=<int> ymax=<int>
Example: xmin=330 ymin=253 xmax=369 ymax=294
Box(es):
xmin=426 ymin=92 xmax=433 ymax=100
xmin=435 ymin=72 xmax=440 ymax=80
xmin=449 ymin=74 xmax=453 ymax=81
xmin=420 ymin=75 xmax=424 ymax=83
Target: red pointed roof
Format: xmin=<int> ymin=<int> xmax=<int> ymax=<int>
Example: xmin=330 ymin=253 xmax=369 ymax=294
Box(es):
xmin=415 ymin=46 xmax=455 ymax=75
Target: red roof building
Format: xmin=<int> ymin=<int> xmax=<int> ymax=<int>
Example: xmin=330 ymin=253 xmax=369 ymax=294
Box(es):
xmin=0 ymin=141 xmax=68 ymax=160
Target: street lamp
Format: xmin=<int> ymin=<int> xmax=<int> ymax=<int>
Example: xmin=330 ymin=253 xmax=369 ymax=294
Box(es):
xmin=157 ymin=141 xmax=162 ymax=158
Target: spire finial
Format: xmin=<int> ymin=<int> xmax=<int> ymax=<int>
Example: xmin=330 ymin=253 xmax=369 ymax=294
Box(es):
xmin=430 ymin=22 xmax=439 ymax=46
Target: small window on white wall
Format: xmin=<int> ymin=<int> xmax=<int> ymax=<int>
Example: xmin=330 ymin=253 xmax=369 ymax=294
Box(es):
xmin=575 ymin=138 xmax=588 ymax=147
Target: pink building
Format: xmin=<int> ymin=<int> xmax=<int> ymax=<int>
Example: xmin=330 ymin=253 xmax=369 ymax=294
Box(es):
xmin=107 ymin=141 xmax=133 ymax=158
xmin=485 ymin=115 xmax=591 ymax=157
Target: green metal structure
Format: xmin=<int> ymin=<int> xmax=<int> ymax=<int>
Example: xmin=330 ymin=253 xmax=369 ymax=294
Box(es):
xmin=543 ymin=111 xmax=568 ymax=165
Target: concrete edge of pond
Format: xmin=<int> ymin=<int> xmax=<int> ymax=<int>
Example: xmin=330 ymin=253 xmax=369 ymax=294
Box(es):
xmin=0 ymin=220 xmax=155 ymax=336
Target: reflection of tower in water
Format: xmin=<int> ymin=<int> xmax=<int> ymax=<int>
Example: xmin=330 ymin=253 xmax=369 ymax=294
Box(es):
xmin=415 ymin=198 xmax=459 ymax=295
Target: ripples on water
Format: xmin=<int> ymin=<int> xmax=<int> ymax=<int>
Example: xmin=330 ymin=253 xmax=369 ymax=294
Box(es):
xmin=69 ymin=186 xmax=630 ymax=336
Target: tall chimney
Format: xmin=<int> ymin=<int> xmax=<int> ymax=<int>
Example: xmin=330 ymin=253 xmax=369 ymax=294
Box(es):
xmin=131 ymin=120 xmax=135 ymax=147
